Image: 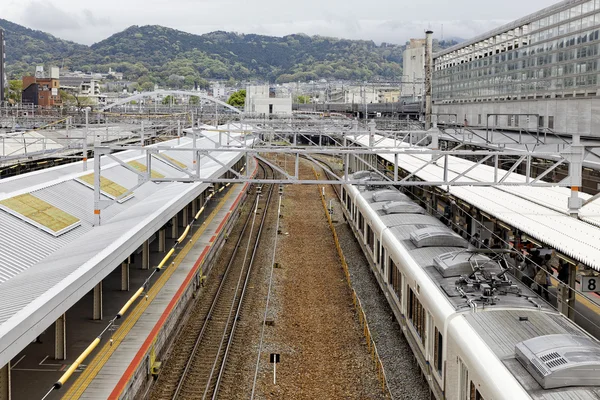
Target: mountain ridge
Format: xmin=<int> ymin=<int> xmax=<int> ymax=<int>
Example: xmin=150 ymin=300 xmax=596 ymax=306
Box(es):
xmin=0 ymin=19 xmax=460 ymax=88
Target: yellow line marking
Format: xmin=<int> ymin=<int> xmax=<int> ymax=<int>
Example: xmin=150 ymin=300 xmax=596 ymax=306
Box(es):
xmin=63 ymin=187 xmax=237 ymax=399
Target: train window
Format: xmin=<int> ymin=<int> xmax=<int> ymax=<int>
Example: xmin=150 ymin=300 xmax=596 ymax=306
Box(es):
xmin=358 ymin=212 xmax=364 ymax=233
xmin=375 ymin=238 xmax=380 ymax=264
xmin=367 ymin=224 xmax=374 ymax=250
xmin=408 ymin=288 xmax=426 ymax=346
xmin=389 ymin=257 xmax=402 ymax=300
xmin=470 ymin=382 xmax=485 ymax=400
xmin=434 ymin=327 xmax=443 ymax=377
xmin=379 ymin=246 xmax=385 ymax=271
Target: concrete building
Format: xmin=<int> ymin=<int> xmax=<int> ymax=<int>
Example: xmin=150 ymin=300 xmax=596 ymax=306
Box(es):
xmin=0 ymin=29 xmax=5 ymax=105
xmin=433 ymin=0 xmax=600 ymax=137
xmin=211 ymin=82 xmax=226 ymax=99
xmin=403 ymin=39 xmax=426 ymax=100
xmin=22 ymin=66 xmax=61 ymax=107
xmin=244 ymin=85 xmax=292 ymax=115
xmin=61 ymin=76 xmax=106 ymax=105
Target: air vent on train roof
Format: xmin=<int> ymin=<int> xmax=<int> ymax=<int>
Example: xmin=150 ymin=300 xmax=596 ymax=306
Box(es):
xmin=515 ymin=334 xmax=600 ymax=389
xmin=352 ymin=171 xmax=373 ymax=179
xmin=411 ymin=227 xmax=468 ymax=248
xmin=383 ymin=201 xmax=425 ymax=215
xmin=372 ymin=189 xmax=409 ymax=203
xmin=433 ymin=251 xmax=495 ymax=278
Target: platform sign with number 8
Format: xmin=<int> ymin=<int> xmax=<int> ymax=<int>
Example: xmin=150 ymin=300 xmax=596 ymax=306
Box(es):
xmin=582 ymin=276 xmax=599 ymax=292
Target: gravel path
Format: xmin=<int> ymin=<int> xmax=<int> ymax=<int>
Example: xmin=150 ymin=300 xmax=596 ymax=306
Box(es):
xmin=253 ymin=159 xmax=387 ymax=400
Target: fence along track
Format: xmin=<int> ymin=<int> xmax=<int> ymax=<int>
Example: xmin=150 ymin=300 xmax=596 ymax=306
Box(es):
xmin=312 ymin=164 xmax=394 ymax=399
xmin=150 ymin=162 xmax=275 ymax=400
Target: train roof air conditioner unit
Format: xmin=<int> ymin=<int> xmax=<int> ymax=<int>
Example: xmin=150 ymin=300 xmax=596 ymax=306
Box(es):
xmin=411 ymin=228 xmax=468 ymax=248
xmin=383 ymin=201 xmax=425 ymax=215
xmin=433 ymin=251 xmax=493 ymax=277
xmin=372 ymin=189 xmax=409 ymax=203
xmin=516 ymin=334 xmax=600 ymax=389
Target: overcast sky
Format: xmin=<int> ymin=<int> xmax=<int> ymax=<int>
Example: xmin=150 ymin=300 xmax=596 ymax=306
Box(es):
xmin=0 ymin=0 xmax=555 ymax=45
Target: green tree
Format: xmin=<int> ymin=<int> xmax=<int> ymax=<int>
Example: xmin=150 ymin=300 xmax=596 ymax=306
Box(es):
xmin=227 ymin=89 xmax=246 ymax=107
xmin=294 ymin=95 xmax=310 ymax=104
xmin=189 ymin=96 xmax=200 ymax=105
xmin=162 ymin=95 xmax=174 ymax=105
xmin=7 ymin=80 xmax=22 ymax=103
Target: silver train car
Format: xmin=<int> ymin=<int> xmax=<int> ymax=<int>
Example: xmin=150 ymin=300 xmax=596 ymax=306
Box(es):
xmin=341 ymin=172 xmax=600 ymax=400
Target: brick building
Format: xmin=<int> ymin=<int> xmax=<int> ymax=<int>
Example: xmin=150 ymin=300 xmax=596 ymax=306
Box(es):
xmin=22 ymin=66 xmax=62 ymax=107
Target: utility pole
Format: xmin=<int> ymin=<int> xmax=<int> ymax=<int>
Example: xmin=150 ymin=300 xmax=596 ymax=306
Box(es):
xmin=424 ymin=30 xmax=434 ymax=130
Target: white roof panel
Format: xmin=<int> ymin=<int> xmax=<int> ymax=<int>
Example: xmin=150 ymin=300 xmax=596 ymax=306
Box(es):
xmin=0 ymin=132 xmax=252 ymax=368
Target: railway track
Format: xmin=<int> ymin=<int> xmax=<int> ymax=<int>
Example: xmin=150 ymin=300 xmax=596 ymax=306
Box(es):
xmin=150 ymin=162 xmax=276 ymax=400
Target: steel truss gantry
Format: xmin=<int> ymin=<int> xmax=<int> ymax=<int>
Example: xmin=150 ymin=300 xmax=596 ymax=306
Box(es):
xmin=91 ymin=122 xmax=589 ymax=224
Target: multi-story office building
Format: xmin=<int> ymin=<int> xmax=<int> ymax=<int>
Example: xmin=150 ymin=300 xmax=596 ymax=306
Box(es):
xmin=433 ymin=0 xmax=600 ymax=137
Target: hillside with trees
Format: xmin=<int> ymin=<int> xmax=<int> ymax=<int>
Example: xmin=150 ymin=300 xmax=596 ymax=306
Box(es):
xmin=0 ymin=19 xmax=459 ymax=89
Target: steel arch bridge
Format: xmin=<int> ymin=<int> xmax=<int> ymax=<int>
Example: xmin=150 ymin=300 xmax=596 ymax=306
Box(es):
xmin=100 ymin=90 xmax=242 ymax=114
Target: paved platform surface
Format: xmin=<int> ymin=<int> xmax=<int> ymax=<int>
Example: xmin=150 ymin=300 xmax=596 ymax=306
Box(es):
xmin=65 ymin=182 xmax=248 ymax=400
xmin=10 ymin=182 xmax=248 ymax=400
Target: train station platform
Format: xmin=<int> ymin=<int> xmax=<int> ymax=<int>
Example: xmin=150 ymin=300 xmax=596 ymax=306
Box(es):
xmin=27 ymin=179 xmax=252 ymax=400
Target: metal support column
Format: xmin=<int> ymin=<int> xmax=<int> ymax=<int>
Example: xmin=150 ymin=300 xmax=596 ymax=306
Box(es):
xmin=121 ymin=261 xmax=129 ymax=291
xmin=192 ymin=198 xmax=198 ymax=217
xmin=159 ymin=229 xmax=166 ymax=252
xmin=182 ymin=206 xmax=189 ymax=226
xmin=557 ymin=263 xmax=577 ymax=321
xmin=93 ymin=282 xmax=103 ymax=320
xmin=171 ymin=215 xmax=178 ymax=239
xmin=54 ymin=314 xmax=66 ymax=360
xmin=142 ymin=240 xmax=150 ymax=270
xmin=0 ymin=362 xmax=10 ymax=400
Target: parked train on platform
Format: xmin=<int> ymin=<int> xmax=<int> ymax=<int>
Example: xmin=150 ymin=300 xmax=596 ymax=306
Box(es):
xmin=341 ymin=171 xmax=600 ymax=400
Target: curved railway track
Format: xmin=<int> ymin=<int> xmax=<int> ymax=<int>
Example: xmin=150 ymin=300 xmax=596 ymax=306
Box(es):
xmin=150 ymin=162 xmax=276 ymax=400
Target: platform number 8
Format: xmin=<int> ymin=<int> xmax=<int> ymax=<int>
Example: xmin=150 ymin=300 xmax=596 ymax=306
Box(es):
xmin=588 ymin=278 xmax=597 ymax=292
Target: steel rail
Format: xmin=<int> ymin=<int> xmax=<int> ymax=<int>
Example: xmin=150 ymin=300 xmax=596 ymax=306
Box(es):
xmin=168 ymin=164 xmax=265 ymax=400
xmin=210 ymin=163 xmax=276 ymax=399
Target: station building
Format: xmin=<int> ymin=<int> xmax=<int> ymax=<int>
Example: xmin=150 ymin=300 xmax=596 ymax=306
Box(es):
xmin=433 ymin=0 xmax=600 ymax=137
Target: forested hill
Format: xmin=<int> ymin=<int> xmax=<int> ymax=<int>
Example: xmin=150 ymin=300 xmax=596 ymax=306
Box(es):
xmin=0 ymin=19 xmax=459 ymax=87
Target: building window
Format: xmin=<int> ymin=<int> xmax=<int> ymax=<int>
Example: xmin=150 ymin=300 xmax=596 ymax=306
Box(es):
xmin=538 ymin=115 xmax=545 ymax=127
xmin=478 ymin=114 xmax=482 ymax=125
xmin=548 ymin=116 xmax=554 ymax=129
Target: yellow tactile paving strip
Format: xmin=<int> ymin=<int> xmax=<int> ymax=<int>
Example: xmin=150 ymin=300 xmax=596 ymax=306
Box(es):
xmin=79 ymin=174 xmax=130 ymax=198
xmin=62 ymin=188 xmax=235 ymax=399
xmin=127 ymin=160 xmax=165 ymax=179
xmin=0 ymin=193 xmax=79 ymax=233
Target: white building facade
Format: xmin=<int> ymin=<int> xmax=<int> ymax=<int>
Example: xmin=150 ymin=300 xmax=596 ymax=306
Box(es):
xmin=433 ymin=0 xmax=600 ymax=137
xmin=403 ymin=39 xmax=426 ymax=101
xmin=244 ymin=85 xmax=292 ymax=115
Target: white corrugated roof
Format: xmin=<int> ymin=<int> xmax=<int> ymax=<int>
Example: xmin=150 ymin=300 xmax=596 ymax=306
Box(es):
xmin=0 ymin=130 xmax=252 ymax=368
xmin=355 ymin=134 xmax=600 ymax=271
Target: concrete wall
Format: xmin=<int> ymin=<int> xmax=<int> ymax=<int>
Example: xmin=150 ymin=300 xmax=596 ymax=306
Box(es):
xmin=434 ymin=96 xmax=600 ymax=137
xmin=403 ymin=44 xmax=425 ymax=99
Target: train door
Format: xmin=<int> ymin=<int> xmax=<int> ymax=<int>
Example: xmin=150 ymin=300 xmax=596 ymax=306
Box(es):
xmin=458 ymin=358 xmax=469 ymax=400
